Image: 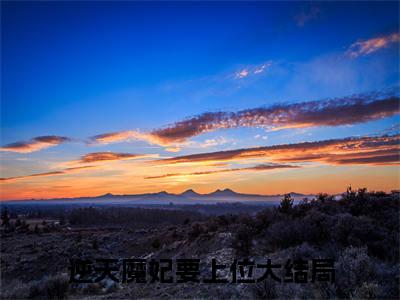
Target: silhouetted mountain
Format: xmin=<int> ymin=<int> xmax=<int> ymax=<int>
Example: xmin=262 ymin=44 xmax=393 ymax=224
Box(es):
xmin=288 ymin=192 xmax=306 ymax=197
xmin=96 ymin=193 xmax=114 ymax=198
xmin=3 ymin=188 xmax=313 ymax=205
xmin=181 ymin=189 xmax=201 ymax=197
xmin=208 ymin=188 xmax=240 ymax=197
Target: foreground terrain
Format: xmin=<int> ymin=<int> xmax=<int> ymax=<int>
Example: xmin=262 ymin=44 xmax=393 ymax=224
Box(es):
xmin=0 ymin=189 xmax=399 ymax=299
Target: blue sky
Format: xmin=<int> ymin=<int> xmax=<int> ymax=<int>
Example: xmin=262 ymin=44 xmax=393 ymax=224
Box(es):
xmin=1 ymin=1 xmax=399 ymax=199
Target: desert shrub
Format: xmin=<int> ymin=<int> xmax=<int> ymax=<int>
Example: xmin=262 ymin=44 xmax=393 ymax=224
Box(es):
xmin=1 ymin=273 xmax=70 ymax=299
xmin=335 ymin=246 xmax=376 ymax=298
xmin=352 ymin=282 xmax=381 ymax=299
xmin=44 ymin=274 xmax=69 ymax=299
xmin=332 ymin=214 xmax=391 ymax=260
xmin=254 ymin=208 xmax=283 ymax=232
xmin=68 ymin=207 xmax=203 ymax=226
xmin=216 ymin=214 xmax=238 ymax=227
xmin=0 ymin=280 xmax=31 ymax=299
xmin=262 ymin=219 xmax=304 ymax=251
xmin=290 ymin=242 xmax=320 ymax=261
xmin=232 ymin=224 xmax=256 ymax=256
xmin=237 ymin=214 xmax=254 ymax=226
xmin=300 ymin=210 xmax=333 ymax=244
xmin=253 ymin=279 xmax=278 ymax=299
xmin=188 ymin=223 xmax=204 ymax=241
xmin=206 ymin=220 xmax=218 ymax=232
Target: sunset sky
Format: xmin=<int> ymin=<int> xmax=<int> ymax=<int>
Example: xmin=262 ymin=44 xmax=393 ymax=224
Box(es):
xmin=1 ymin=1 xmax=399 ymax=200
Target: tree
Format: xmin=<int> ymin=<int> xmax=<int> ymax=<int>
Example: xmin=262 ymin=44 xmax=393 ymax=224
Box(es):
xmin=279 ymin=194 xmax=294 ymax=214
xmin=1 ymin=207 xmax=10 ymax=228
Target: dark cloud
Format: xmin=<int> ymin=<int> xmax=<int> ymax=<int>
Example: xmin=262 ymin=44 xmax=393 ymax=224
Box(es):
xmin=149 ymin=91 xmax=399 ymax=144
xmin=153 ymin=134 xmax=400 ymax=166
xmin=331 ymin=154 xmax=399 ymax=165
xmin=87 ymin=90 xmax=399 ymax=147
xmin=0 ymin=135 xmax=71 ymax=153
xmin=79 ymin=152 xmax=151 ymax=163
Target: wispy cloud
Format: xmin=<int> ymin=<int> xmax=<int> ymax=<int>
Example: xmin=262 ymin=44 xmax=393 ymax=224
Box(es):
xmin=294 ymin=6 xmax=320 ymax=27
xmin=0 ymin=166 xmax=95 ymax=182
xmin=235 ymin=62 xmax=272 ymax=79
xmin=144 ymin=163 xmax=298 ymax=179
xmin=11 ymin=90 xmax=397 ymax=154
xmin=346 ymin=32 xmax=400 ymax=58
xmin=153 ymin=134 xmax=399 ymax=167
xmin=78 ymin=152 xmax=155 ymax=164
xmin=235 ymin=69 xmax=249 ymax=79
xmin=88 ymin=90 xmax=399 ymax=149
xmin=90 ymin=130 xmax=161 ymax=145
xmin=148 ymin=90 xmax=399 ymax=145
xmin=255 ymin=134 xmax=268 ymax=140
xmin=0 ymin=136 xmax=70 ymax=153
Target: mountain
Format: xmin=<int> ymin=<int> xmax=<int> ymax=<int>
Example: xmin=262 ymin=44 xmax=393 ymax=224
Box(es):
xmin=180 ymin=189 xmax=201 ymax=197
xmin=288 ymin=192 xmax=306 ymax=197
xmin=208 ymin=188 xmax=241 ymax=197
xmin=3 ymin=188 xmax=313 ymax=205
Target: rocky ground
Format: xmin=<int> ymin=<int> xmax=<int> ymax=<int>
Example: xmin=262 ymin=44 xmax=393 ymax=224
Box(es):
xmin=1 ymin=221 xmax=251 ymax=299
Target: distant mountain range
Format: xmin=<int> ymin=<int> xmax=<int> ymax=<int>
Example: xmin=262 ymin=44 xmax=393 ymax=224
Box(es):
xmin=2 ymin=189 xmax=315 ymax=205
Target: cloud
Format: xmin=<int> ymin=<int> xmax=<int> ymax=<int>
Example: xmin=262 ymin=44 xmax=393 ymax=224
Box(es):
xmin=148 ymin=90 xmax=399 ymax=144
xmin=255 ymin=134 xmax=268 ymax=140
xmin=144 ymin=163 xmax=298 ymax=179
xmin=235 ymin=62 xmax=272 ymax=79
xmin=190 ymin=137 xmax=229 ymax=149
xmin=79 ymin=152 xmax=155 ymax=163
xmin=294 ymin=6 xmax=320 ymax=27
xmin=235 ymin=69 xmax=249 ymax=79
xmin=90 ymin=130 xmax=161 ymax=145
xmin=88 ymin=90 xmax=398 ymax=149
xmin=0 ymin=166 xmax=95 ymax=182
xmin=165 ymin=147 xmax=181 ymax=153
xmin=346 ymin=32 xmax=400 ymax=58
xmin=0 ymin=136 xmax=70 ymax=153
xmin=153 ymin=134 xmax=399 ymax=167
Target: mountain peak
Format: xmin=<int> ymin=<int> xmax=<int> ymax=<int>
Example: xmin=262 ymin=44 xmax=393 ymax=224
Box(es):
xmin=98 ymin=193 xmax=114 ymax=198
xmin=210 ymin=188 xmax=239 ymax=196
xmin=181 ymin=189 xmax=200 ymax=196
xmin=156 ymin=191 xmax=169 ymax=195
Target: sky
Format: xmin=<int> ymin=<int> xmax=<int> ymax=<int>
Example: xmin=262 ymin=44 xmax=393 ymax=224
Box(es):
xmin=1 ymin=1 xmax=399 ymax=200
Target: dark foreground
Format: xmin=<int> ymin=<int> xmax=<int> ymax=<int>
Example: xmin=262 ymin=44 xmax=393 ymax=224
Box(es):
xmin=0 ymin=189 xmax=399 ymax=299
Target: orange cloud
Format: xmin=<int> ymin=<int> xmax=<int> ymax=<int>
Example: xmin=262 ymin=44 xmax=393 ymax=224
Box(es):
xmin=79 ymin=152 xmax=154 ymax=163
xmin=144 ymin=163 xmax=299 ymax=179
xmin=0 ymin=166 xmax=95 ymax=182
xmin=235 ymin=62 xmax=272 ymax=79
xmin=0 ymin=136 xmax=70 ymax=153
xmin=347 ymin=32 xmax=400 ymax=58
xmin=153 ymin=134 xmax=400 ymax=166
xmin=89 ymin=90 xmax=398 ymax=148
xmin=89 ymin=130 xmax=178 ymax=151
xmin=148 ymin=91 xmax=399 ymax=145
